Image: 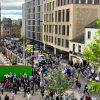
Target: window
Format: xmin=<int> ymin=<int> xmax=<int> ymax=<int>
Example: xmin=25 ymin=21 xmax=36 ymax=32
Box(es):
xmin=62 ymin=25 xmax=65 ymax=35
xmin=47 ymin=25 xmax=48 ymax=32
xmin=66 ymin=9 xmax=70 ymax=22
xmin=49 ymin=36 xmax=50 ymax=42
xmin=67 ymin=25 xmax=69 ymax=36
xmin=49 ymin=25 xmax=51 ymax=33
xmin=62 ymin=39 xmax=64 ymax=46
xmin=62 ymin=10 xmax=65 ymax=22
xmin=88 ymin=0 xmax=92 ymax=4
xmin=73 ymin=44 xmax=75 ymax=52
xmin=58 ymin=38 xmax=60 ymax=45
xmin=44 ymin=35 xmax=45 ymax=41
xmin=55 ymin=11 xmax=57 ymax=22
xmin=52 ymin=13 xmax=54 ymax=22
xmin=65 ymin=40 xmax=69 ymax=48
xmin=58 ymin=10 xmax=61 ymax=22
xmin=53 ymin=1 xmax=54 ymax=10
xmin=55 ymin=25 xmax=58 ymax=34
xmin=44 ymin=25 xmax=46 ymax=32
xmin=51 ymin=36 xmax=53 ymax=43
xmin=78 ymin=45 xmax=81 ymax=53
xmin=88 ymin=31 xmax=91 ymax=39
xmin=46 ymin=35 xmax=48 ymax=42
xmin=59 ymin=25 xmax=61 ymax=34
xmin=55 ymin=37 xmax=56 ymax=45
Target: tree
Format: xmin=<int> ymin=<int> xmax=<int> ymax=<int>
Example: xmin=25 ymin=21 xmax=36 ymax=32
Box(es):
xmin=47 ymin=68 xmax=73 ymax=98
xmin=83 ymin=18 xmax=100 ymax=68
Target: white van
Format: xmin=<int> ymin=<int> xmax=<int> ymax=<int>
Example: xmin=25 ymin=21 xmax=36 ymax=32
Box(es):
xmin=38 ymin=54 xmax=46 ymax=63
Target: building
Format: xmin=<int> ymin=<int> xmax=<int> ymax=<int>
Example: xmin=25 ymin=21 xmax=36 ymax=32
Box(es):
xmin=1 ymin=18 xmax=12 ymax=38
xmin=69 ymin=20 xmax=99 ymax=63
xmin=23 ymin=0 xmax=43 ymax=48
xmin=1 ymin=18 xmax=22 ymax=38
xmin=0 ymin=3 xmax=1 ymax=38
xmin=43 ymin=0 xmax=100 ymax=59
xmin=11 ymin=24 xmax=21 ymax=37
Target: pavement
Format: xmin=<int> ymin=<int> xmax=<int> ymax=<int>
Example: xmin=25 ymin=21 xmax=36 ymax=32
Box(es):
xmin=0 ymin=91 xmax=43 ymax=100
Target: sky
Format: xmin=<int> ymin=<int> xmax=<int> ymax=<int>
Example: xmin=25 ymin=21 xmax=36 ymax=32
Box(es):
xmin=1 ymin=0 xmax=24 ymax=20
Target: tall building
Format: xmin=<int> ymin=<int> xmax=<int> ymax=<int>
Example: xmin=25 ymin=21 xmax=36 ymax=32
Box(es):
xmin=43 ymin=0 xmax=100 ymax=59
xmin=23 ymin=0 xmax=43 ymax=48
xmin=0 ymin=3 xmax=1 ymax=40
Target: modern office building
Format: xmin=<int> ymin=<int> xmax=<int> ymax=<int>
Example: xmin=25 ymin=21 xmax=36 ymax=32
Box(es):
xmin=43 ymin=0 xmax=100 ymax=59
xmin=23 ymin=0 xmax=43 ymax=48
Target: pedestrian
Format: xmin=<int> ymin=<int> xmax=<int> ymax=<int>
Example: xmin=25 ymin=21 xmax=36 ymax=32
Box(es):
xmin=63 ymin=93 xmax=69 ymax=100
xmin=91 ymin=97 xmax=96 ymax=100
xmin=85 ymin=95 xmax=91 ymax=100
xmin=80 ymin=92 xmax=85 ymax=100
xmin=44 ymin=88 xmax=50 ymax=100
xmin=27 ymin=92 xmax=31 ymax=100
xmin=77 ymin=81 xmax=81 ymax=91
xmin=4 ymin=94 xmax=9 ymax=100
xmin=84 ymin=84 xmax=89 ymax=95
xmin=9 ymin=91 xmax=15 ymax=100
xmin=75 ymin=78 xmax=79 ymax=88
xmin=40 ymin=87 xmax=44 ymax=98
xmin=0 ymin=96 xmax=1 ymax=100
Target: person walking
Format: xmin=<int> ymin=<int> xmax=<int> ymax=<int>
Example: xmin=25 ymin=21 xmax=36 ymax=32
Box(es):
xmin=85 ymin=95 xmax=91 ymax=100
xmin=9 ymin=91 xmax=15 ymax=100
xmin=84 ymin=84 xmax=89 ymax=95
xmin=80 ymin=92 xmax=85 ymax=100
xmin=44 ymin=88 xmax=50 ymax=100
xmin=27 ymin=92 xmax=31 ymax=100
xmin=4 ymin=94 xmax=9 ymax=100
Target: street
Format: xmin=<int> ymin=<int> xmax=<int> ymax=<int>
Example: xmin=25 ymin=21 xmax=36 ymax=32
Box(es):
xmin=0 ymin=91 xmax=43 ymax=100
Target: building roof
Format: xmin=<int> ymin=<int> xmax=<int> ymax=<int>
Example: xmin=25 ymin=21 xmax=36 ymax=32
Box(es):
xmin=85 ymin=20 xmax=98 ymax=29
xmin=70 ymin=33 xmax=84 ymax=44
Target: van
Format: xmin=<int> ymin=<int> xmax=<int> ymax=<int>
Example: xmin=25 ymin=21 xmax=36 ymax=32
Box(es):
xmin=38 ymin=54 xmax=46 ymax=63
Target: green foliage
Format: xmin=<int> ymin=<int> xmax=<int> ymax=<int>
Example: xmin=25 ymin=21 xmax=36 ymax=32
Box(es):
xmin=83 ymin=18 xmax=100 ymax=68
xmin=47 ymin=68 xmax=73 ymax=96
xmin=88 ymin=81 xmax=100 ymax=94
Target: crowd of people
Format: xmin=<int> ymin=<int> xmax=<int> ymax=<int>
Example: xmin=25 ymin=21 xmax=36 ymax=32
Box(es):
xmin=0 ymin=38 xmax=99 ymax=100
xmin=0 ymin=54 xmax=99 ymax=100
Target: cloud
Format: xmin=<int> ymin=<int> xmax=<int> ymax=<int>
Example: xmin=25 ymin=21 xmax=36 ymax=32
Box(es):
xmin=1 ymin=0 xmax=24 ymax=19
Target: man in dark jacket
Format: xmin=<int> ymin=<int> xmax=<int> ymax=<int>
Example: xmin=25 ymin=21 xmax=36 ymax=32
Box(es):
xmin=4 ymin=94 xmax=9 ymax=100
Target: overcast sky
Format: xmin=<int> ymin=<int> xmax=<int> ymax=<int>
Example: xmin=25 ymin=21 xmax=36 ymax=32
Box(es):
xmin=1 ymin=0 xmax=24 ymax=20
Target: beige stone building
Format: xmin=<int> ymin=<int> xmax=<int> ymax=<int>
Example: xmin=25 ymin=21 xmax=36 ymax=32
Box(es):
xmin=43 ymin=0 xmax=100 ymax=59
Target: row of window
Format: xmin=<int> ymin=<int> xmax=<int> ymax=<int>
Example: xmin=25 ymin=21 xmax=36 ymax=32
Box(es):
xmin=44 ymin=13 xmax=54 ymax=22
xmin=56 ymin=0 xmax=100 ymax=7
xmin=55 ymin=25 xmax=69 ymax=36
xmin=44 ymin=35 xmax=53 ymax=43
xmin=55 ymin=9 xmax=70 ymax=22
xmin=44 ymin=9 xmax=70 ymax=22
xmin=73 ymin=44 xmax=81 ymax=53
xmin=44 ymin=25 xmax=69 ymax=36
xmin=44 ymin=35 xmax=69 ymax=48
xmin=44 ymin=25 xmax=54 ymax=33
xmin=44 ymin=1 xmax=55 ymax=12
